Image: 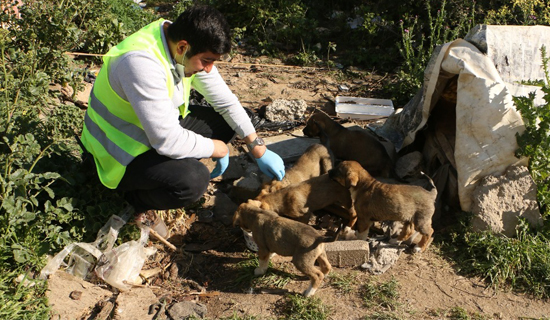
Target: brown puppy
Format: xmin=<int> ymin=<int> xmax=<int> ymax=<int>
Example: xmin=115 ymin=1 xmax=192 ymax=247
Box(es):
xmin=303 ymin=111 xmax=394 ymax=177
xmin=233 ymin=200 xmax=334 ymax=297
xmin=258 ymin=144 xmax=333 ymax=197
xmin=256 ymin=173 xmax=357 ymax=227
xmin=329 ymin=160 xmax=437 ymax=252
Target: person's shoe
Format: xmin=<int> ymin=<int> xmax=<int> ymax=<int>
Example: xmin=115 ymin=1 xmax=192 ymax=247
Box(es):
xmin=135 ymin=210 xmax=169 ymax=239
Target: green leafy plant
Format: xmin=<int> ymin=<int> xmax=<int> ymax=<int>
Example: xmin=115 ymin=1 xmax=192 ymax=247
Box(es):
xmin=515 ymin=45 xmax=550 ymax=215
xmin=0 ymin=1 xmax=154 ymax=318
xmin=390 ymin=0 xmax=476 ymax=105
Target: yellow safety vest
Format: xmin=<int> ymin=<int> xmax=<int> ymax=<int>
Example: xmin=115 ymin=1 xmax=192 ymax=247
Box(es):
xmin=81 ymin=19 xmax=195 ymax=189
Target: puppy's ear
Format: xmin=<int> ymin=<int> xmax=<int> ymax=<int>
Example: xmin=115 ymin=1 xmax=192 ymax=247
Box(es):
xmin=346 ymin=171 xmax=359 ymax=188
xmin=248 ymin=199 xmax=262 ymax=207
xmin=232 ymin=210 xmax=240 ymax=227
xmin=259 ymin=201 xmax=270 ymax=210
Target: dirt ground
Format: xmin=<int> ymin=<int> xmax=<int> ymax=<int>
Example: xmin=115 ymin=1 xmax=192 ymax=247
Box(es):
xmin=58 ymin=54 xmax=550 ymax=320
xmin=136 ymin=55 xmax=550 ymax=320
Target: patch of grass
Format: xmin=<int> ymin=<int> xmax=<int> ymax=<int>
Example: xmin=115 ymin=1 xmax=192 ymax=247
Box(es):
xmin=232 ymin=253 xmax=295 ymax=291
xmin=0 ymin=269 xmax=50 ymax=319
xmin=276 ymin=293 xmax=332 ymax=320
xmin=328 ymin=271 xmax=358 ymax=294
xmin=363 ymin=311 xmax=402 ymax=320
xmin=443 ymin=218 xmax=550 ymax=298
xmin=361 ymin=277 xmax=400 ymax=311
xmin=188 ymin=313 xmax=264 ymax=320
xmin=429 ymin=306 xmax=490 ymax=320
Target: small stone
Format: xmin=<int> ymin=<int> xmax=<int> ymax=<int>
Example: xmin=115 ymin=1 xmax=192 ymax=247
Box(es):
xmin=69 ymin=290 xmax=82 ymax=300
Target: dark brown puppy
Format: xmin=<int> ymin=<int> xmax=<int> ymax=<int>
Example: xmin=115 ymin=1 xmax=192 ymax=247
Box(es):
xmin=233 ymin=200 xmax=334 ymax=297
xmin=258 ymin=144 xmax=333 ymax=197
xmin=303 ymin=111 xmax=394 ymax=177
xmin=256 ymin=173 xmax=357 ymax=228
xmin=329 ymin=160 xmax=437 ymax=252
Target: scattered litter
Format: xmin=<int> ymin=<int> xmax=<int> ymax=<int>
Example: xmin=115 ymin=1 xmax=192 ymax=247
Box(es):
xmin=40 ymin=209 xmax=157 ymax=291
xmin=338 ymin=84 xmax=350 ymax=92
xmin=95 ymin=227 xmax=157 ymax=291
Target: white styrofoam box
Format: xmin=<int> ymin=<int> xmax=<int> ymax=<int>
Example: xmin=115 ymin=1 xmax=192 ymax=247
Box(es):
xmin=335 ymin=96 xmax=394 ymax=120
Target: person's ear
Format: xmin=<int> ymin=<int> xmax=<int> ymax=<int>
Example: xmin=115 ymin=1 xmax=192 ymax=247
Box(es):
xmin=177 ymin=40 xmax=189 ymax=55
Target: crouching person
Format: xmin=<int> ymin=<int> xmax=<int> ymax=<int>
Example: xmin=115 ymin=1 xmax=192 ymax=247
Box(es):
xmin=79 ymin=5 xmax=285 ymax=237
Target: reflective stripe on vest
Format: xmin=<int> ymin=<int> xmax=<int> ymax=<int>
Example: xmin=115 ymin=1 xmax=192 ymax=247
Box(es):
xmin=80 ymin=19 xmax=195 ymax=189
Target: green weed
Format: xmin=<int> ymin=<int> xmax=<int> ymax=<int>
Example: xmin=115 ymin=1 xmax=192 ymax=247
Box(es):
xmin=276 ymin=293 xmax=332 ymax=320
xmin=233 ymin=254 xmax=295 ymax=291
xmin=362 ymin=277 xmax=400 ymax=311
xmin=444 ymin=218 xmax=550 ymax=298
xmin=328 ymin=271 xmax=358 ymax=294
xmin=188 ymin=313 xmax=263 ymax=320
xmin=515 ymin=46 xmax=550 ymax=216
xmin=433 ymin=306 xmax=489 ymax=320
xmin=0 ymin=270 xmax=50 ymax=319
xmin=363 ymin=311 xmax=402 ymax=320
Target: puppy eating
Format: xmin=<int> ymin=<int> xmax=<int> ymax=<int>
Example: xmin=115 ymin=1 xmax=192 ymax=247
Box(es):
xmin=256 ymin=173 xmax=357 ymax=228
xmin=258 ymin=143 xmax=333 ymax=197
xmin=303 ymin=111 xmax=394 ymax=177
xmin=329 ymin=160 xmax=437 ymax=252
xmin=233 ymin=200 xmax=336 ymax=297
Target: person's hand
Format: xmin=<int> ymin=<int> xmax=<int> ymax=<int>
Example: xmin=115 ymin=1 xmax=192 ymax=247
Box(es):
xmin=255 ymin=149 xmax=285 ymax=180
xmin=210 ymin=153 xmax=229 ymax=179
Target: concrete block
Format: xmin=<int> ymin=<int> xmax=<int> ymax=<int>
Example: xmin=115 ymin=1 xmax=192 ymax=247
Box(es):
xmin=465 ymin=25 xmax=550 ymax=106
xmin=325 ymin=240 xmax=370 ymax=267
xmin=263 ymin=124 xmax=362 ymax=163
xmin=263 ymin=129 xmax=319 ymax=163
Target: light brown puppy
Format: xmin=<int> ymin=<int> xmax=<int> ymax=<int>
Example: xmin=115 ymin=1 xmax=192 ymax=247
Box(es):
xmin=256 ymin=173 xmax=357 ymax=228
xmin=329 ymin=160 xmax=437 ymax=252
xmin=303 ymin=111 xmax=394 ymax=177
xmin=233 ymin=200 xmax=334 ymax=297
xmin=258 ymin=144 xmax=333 ymax=197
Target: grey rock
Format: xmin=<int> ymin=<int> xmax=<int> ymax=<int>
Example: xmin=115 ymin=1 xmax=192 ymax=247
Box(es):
xmin=471 ymin=164 xmax=542 ymax=237
xmin=168 ymin=301 xmax=207 ymax=320
xmin=264 ymin=99 xmax=308 ymax=122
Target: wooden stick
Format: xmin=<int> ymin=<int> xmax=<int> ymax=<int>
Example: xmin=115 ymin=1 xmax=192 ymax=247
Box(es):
xmin=149 ymin=228 xmax=177 ymax=251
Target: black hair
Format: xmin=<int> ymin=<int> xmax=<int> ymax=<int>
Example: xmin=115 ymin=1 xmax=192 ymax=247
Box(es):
xmin=167 ymin=5 xmax=232 ymax=56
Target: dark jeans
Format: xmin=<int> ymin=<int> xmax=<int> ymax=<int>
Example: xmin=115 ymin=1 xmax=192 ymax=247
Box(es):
xmin=116 ymin=105 xmax=235 ymax=213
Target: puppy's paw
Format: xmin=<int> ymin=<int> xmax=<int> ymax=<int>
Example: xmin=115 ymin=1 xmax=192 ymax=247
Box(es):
xmin=254 ymin=267 xmax=267 ymax=276
xmin=355 ymin=229 xmax=369 ymax=241
xmin=412 ymin=245 xmax=422 ymax=253
xmin=342 ymin=227 xmax=357 ymax=240
xmin=303 ymin=286 xmax=317 ymax=297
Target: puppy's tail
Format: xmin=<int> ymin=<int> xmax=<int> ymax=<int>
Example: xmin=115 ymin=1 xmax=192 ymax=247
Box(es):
xmin=419 ymin=171 xmax=437 ymax=192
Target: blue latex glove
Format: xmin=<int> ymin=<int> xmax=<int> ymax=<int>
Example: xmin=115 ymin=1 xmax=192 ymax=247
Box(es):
xmin=210 ymin=153 xmax=229 ymax=179
xmin=256 ymin=149 xmax=285 ymax=181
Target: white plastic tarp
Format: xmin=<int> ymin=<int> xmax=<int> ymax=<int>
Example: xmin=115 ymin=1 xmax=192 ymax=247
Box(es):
xmin=377 ymin=25 xmax=550 ymax=212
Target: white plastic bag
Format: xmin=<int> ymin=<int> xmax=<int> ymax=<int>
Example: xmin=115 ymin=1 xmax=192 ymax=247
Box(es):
xmin=94 ymin=226 xmax=157 ymax=291
xmin=39 ymin=214 xmax=126 ymax=280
